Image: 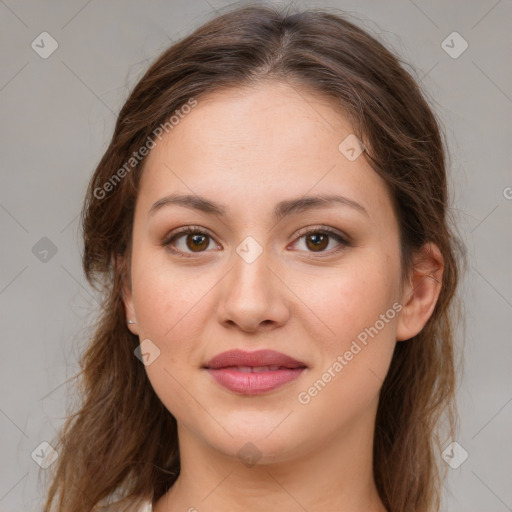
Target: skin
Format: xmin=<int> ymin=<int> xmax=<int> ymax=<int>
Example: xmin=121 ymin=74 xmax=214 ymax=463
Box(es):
xmin=122 ymin=81 xmax=443 ymax=512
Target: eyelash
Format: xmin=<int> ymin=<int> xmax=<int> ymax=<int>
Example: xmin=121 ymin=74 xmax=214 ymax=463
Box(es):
xmin=162 ymin=225 xmax=350 ymax=259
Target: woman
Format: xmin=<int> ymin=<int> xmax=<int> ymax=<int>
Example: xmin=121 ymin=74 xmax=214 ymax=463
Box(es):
xmin=42 ymin=4 xmax=463 ymax=512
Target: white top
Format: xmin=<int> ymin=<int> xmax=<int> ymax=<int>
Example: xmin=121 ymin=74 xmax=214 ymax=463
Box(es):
xmin=99 ymin=497 xmax=153 ymax=512
xmin=136 ymin=500 xmax=153 ymax=512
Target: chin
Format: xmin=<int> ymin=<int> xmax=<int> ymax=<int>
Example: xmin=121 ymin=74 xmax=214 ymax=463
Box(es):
xmin=206 ymin=427 xmax=303 ymax=465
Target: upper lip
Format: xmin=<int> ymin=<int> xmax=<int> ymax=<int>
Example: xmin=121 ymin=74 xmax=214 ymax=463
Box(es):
xmin=203 ymin=349 xmax=307 ymax=369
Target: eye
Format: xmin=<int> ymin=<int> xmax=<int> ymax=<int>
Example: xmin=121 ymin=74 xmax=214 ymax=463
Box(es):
xmin=162 ymin=226 xmax=219 ymax=257
xmin=162 ymin=225 xmax=350 ymax=258
xmin=291 ymin=226 xmax=349 ymax=256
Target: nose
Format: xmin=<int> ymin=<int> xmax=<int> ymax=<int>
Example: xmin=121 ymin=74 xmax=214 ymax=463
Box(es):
xmin=216 ymin=247 xmax=290 ymax=334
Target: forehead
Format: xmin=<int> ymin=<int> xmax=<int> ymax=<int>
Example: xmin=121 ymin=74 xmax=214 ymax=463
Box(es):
xmin=137 ymin=81 xmax=394 ymax=226
xmin=153 ymin=81 xmax=352 ymax=163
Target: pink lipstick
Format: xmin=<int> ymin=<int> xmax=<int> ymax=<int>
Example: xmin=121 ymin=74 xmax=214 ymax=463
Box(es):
xmin=203 ymin=349 xmax=307 ymax=395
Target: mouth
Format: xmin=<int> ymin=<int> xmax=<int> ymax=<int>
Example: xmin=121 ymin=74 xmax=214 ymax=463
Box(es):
xmin=203 ymin=349 xmax=307 ymax=395
xmin=215 ymin=365 xmax=299 ymax=372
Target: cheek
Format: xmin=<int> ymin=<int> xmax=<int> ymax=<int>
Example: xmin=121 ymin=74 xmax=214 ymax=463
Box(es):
xmin=291 ymin=255 xmax=400 ymax=403
xmin=292 ymin=258 xmax=400 ymax=346
xmin=130 ymin=247 xmax=211 ymax=340
xmin=129 ymin=256 xmax=211 ymax=420
xmin=293 ymin=275 xmax=398 ymax=431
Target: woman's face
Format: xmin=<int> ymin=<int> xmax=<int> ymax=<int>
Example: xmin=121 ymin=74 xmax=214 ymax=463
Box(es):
xmin=124 ymin=81 xmax=412 ymax=464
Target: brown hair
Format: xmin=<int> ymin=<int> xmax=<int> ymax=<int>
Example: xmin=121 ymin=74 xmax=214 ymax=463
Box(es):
xmin=41 ymin=4 xmax=464 ymax=511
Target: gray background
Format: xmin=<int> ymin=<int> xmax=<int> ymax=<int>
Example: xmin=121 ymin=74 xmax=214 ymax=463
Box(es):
xmin=0 ymin=0 xmax=511 ymax=511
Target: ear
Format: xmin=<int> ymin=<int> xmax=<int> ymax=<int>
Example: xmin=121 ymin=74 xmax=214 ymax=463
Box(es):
xmin=113 ymin=253 xmax=139 ymax=336
xmin=396 ymin=242 xmax=443 ymax=342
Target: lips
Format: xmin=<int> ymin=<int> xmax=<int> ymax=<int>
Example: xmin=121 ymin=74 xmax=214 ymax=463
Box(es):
xmin=203 ymin=349 xmax=307 ymax=395
xmin=204 ymin=349 xmax=307 ymax=370
xmin=227 ymin=366 xmax=284 ymax=372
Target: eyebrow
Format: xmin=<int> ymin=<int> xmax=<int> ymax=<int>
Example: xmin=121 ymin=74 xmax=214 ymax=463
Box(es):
xmin=148 ymin=192 xmax=369 ymax=220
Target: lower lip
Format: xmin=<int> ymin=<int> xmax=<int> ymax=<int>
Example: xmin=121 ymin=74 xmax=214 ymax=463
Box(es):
xmin=205 ymin=367 xmax=306 ymax=395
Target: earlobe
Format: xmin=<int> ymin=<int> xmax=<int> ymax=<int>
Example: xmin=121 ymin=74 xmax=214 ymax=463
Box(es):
xmin=396 ymin=242 xmax=443 ymax=342
xmin=113 ymin=253 xmax=139 ymax=335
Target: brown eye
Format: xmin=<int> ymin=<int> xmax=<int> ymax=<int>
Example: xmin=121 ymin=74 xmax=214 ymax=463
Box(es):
xmin=185 ymin=233 xmax=210 ymax=252
xmin=163 ymin=227 xmax=218 ymax=256
xmin=292 ymin=227 xmax=349 ymax=256
xmin=305 ymin=233 xmax=329 ymax=252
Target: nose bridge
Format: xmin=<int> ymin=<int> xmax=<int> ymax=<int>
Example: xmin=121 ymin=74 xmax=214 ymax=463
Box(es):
xmin=217 ymin=235 xmax=289 ymax=331
xmin=229 ymin=236 xmax=274 ymax=303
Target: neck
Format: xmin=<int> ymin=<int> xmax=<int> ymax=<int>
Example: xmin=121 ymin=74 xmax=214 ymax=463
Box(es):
xmin=154 ymin=403 xmax=387 ymax=512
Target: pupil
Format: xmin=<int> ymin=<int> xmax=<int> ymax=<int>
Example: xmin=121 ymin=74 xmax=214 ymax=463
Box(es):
xmin=307 ymin=233 xmax=328 ymax=251
xmin=188 ymin=234 xmax=208 ymax=251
